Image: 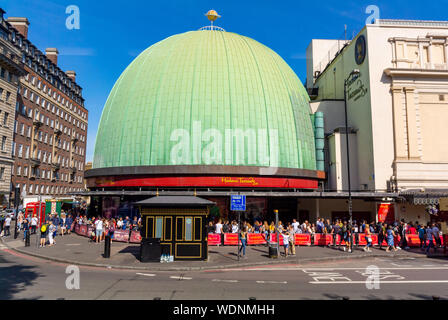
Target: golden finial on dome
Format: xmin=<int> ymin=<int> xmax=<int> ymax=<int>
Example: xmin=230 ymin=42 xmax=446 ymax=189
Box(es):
xmin=205 ymin=9 xmax=221 ymax=22
xmin=199 ymin=10 xmax=225 ymax=31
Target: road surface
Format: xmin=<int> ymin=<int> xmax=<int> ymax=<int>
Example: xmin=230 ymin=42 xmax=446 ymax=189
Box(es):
xmin=1 ymin=246 xmax=447 ymax=300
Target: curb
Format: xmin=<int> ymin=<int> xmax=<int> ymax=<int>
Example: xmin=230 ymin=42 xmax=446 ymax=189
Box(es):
xmin=2 ymin=238 xmax=432 ymax=272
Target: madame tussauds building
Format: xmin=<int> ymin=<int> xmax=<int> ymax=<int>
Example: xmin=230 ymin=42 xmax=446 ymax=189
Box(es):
xmin=84 ymin=16 xmax=392 ymax=223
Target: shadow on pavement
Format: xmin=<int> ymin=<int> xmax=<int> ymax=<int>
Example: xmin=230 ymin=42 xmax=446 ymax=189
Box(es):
xmin=0 ymin=255 xmax=42 ymax=299
xmin=118 ymin=246 xmax=140 ymax=260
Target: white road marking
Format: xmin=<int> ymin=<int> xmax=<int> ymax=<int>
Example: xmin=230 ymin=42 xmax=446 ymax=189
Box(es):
xmin=390 ymin=263 xmax=411 ymax=267
xmin=136 ymin=273 xmax=156 ymax=277
xmin=65 ymin=243 xmax=81 ymax=246
xmin=212 ymin=279 xmax=239 ymax=283
xmin=310 ymin=280 xmax=448 ymax=284
xmin=170 ymin=276 xmax=192 ymax=280
xmin=218 ymin=266 xmax=448 ymax=271
xmin=256 ymin=280 xmax=287 ymax=284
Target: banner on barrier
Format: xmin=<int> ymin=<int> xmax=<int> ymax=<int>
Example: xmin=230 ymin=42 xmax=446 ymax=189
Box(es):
xmin=269 ymin=233 xmax=285 ymax=246
xmin=314 ymin=234 xmax=332 ymax=246
xmin=78 ymin=225 xmax=88 ymax=237
xmin=113 ymin=230 xmax=130 ymax=242
xmin=207 ymin=233 xmax=221 ymax=245
xmin=224 ymin=233 xmax=239 ymax=245
xmin=129 ymin=231 xmax=142 ymax=243
xmin=295 ymin=234 xmax=311 ymax=246
xmin=247 ymin=233 xmax=267 ymax=245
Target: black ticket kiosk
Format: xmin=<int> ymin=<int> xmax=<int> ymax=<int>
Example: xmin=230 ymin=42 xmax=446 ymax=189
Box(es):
xmin=136 ymin=196 xmax=215 ymax=261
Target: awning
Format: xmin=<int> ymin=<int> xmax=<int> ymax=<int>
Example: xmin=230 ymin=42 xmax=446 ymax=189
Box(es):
xmin=135 ymin=196 xmax=215 ymax=207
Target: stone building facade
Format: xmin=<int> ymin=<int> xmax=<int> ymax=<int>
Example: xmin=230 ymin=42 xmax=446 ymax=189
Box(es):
xmin=3 ymin=13 xmax=88 ymax=204
xmin=0 ymin=10 xmax=26 ymax=206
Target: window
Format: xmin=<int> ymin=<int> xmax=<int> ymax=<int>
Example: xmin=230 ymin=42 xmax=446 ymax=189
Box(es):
xmin=1 ymin=136 xmax=6 ymax=151
xmin=5 ymin=91 xmax=10 ymax=102
xmin=0 ymin=167 xmax=4 ymax=180
xmin=24 ymin=166 xmax=28 ymax=176
xmin=11 ymin=142 xmax=15 ymax=156
xmin=3 ymin=112 xmax=8 ymax=126
xmin=185 ymin=217 xmax=193 ymax=241
xmin=17 ymin=166 xmax=21 ymax=176
xmin=155 ymin=217 xmax=163 ymax=239
xmin=18 ymin=144 xmax=23 ymax=157
xmin=25 ymin=146 xmax=29 ymax=159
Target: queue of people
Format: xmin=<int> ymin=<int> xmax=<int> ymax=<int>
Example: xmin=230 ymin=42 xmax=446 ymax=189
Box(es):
xmin=206 ymin=217 xmax=445 ymax=256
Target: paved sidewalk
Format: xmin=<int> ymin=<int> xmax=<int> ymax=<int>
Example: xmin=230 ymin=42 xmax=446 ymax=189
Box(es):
xmin=1 ymin=232 xmax=445 ymax=271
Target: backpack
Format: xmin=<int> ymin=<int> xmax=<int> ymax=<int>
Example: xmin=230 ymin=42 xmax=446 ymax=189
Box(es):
xmin=41 ymin=224 xmax=47 ymax=232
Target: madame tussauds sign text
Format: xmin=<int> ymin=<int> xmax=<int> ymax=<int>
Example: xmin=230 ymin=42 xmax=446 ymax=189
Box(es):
xmin=347 ymin=74 xmax=368 ymax=102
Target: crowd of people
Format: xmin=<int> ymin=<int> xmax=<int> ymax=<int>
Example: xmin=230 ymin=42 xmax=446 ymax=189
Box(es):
xmin=74 ymin=215 xmax=142 ymax=243
xmin=207 ymin=218 xmax=445 ymax=257
xmin=2 ymin=210 xmax=444 ymax=259
xmin=0 ymin=209 xmax=142 ymax=247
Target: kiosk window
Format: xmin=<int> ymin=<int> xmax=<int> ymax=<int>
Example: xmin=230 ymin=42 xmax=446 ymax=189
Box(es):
xmin=155 ymin=217 xmax=163 ymax=239
xmin=185 ymin=217 xmax=192 ymax=241
xmin=146 ymin=217 xmax=154 ymax=238
xmin=164 ymin=217 xmax=172 ymax=241
xmin=176 ymin=217 xmax=184 ymax=241
xmin=194 ymin=217 xmax=201 ymax=241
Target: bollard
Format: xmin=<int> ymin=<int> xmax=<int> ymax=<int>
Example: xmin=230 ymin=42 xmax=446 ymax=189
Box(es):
xmin=104 ymin=234 xmax=111 ymax=258
xmin=25 ymin=231 xmax=30 ymax=247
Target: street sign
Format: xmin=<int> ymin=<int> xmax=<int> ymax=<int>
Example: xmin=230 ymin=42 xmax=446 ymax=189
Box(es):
xmin=230 ymin=195 xmax=246 ymax=211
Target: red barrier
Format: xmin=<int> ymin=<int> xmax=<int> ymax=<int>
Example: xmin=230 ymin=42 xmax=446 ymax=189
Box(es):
xmin=295 ymin=234 xmax=311 ymax=246
xmin=76 ymin=225 xmax=88 ymax=237
xmin=314 ymin=234 xmax=333 ymax=246
xmin=247 ymin=233 xmax=267 ymax=245
xmin=129 ymin=231 xmax=142 ymax=244
xmin=224 ymin=233 xmax=239 ymax=245
xmin=406 ymin=234 xmax=421 ymax=247
xmin=371 ymin=234 xmax=379 ymax=245
xmin=269 ymin=233 xmax=285 ymax=245
xmin=207 ymin=233 xmax=221 ymax=245
xmin=357 ymin=234 xmax=367 ymax=246
xmin=113 ymin=229 xmax=130 ymax=242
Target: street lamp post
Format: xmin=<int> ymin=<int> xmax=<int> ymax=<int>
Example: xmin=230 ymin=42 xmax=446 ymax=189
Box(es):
xmin=343 ymin=69 xmax=360 ymax=253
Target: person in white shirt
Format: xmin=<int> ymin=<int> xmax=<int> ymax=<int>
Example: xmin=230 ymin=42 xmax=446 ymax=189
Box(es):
xmin=215 ymin=219 xmax=223 ymax=245
xmin=31 ymin=215 xmax=38 ymax=234
xmin=95 ymin=217 xmax=103 ymax=243
xmin=231 ymin=221 xmax=239 ymax=233
xmin=292 ymin=219 xmax=300 ymax=233
xmin=4 ymin=216 xmax=11 ymax=236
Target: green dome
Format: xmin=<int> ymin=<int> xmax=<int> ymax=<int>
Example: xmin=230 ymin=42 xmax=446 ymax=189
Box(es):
xmin=93 ymin=30 xmax=316 ymax=171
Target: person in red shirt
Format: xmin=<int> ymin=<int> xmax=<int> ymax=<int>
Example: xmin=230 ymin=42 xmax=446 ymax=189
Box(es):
xmin=407 ymin=223 xmax=417 ymax=234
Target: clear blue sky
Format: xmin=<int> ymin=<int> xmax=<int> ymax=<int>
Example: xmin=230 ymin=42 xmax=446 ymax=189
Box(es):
xmin=3 ymin=0 xmax=448 ymax=162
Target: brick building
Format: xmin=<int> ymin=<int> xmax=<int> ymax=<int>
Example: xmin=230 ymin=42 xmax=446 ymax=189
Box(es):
xmin=0 ymin=9 xmax=26 ymax=206
xmin=3 ymin=12 xmax=88 ymax=205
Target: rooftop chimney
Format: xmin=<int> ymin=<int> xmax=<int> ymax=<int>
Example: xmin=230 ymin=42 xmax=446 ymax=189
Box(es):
xmin=7 ymin=17 xmax=30 ymax=39
xmin=45 ymin=48 xmax=59 ymax=65
xmin=66 ymin=71 xmax=76 ymax=82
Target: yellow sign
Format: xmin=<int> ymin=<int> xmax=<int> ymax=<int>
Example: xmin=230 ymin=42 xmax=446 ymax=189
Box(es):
xmin=439 ymin=198 xmax=448 ymax=211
